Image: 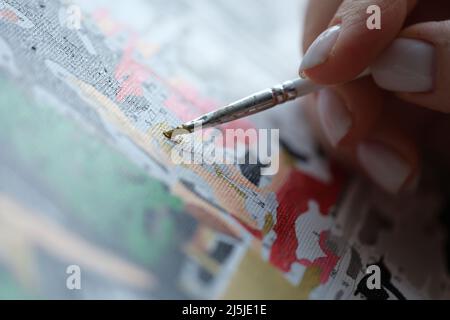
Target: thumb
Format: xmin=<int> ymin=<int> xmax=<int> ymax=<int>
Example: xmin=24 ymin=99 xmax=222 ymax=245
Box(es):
xmin=371 ymin=21 xmax=450 ymax=113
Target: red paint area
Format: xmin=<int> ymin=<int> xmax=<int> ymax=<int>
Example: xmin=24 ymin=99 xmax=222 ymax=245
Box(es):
xmin=270 ymin=163 xmax=346 ymax=283
xmin=0 ymin=10 xmax=19 ymax=23
xmin=115 ymin=38 xmax=154 ymax=102
xmin=167 ymin=82 xmax=217 ymax=117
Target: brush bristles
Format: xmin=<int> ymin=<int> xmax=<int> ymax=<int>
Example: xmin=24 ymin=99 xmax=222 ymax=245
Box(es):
xmin=163 ymin=126 xmax=191 ymax=139
xmin=163 ymin=130 xmax=174 ymax=139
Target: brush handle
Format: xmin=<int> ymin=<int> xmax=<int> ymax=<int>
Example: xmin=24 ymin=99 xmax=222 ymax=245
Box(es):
xmin=176 ymin=69 xmax=371 ymax=133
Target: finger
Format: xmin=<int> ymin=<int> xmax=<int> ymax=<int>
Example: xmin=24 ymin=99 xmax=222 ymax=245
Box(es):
xmin=302 ymin=0 xmax=343 ymax=53
xmin=306 ymin=94 xmax=420 ymax=194
xmin=315 ymin=78 xmax=383 ymax=148
xmin=371 ymin=21 xmax=450 ymax=112
xmin=300 ymin=0 xmax=417 ymax=84
xmin=356 ymin=115 xmax=420 ymax=194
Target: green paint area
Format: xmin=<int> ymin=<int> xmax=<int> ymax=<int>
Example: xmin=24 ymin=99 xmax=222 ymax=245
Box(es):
xmin=0 ymin=269 xmax=35 ymax=300
xmin=0 ymin=78 xmax=184 ymax=266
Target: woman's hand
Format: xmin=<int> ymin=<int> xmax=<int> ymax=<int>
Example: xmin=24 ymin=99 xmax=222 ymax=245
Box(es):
xmin=301 ymin=0 xmax=450 ymax=194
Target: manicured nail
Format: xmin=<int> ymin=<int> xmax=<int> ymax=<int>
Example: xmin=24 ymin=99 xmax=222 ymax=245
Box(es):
xmin=299 ymin=25 xmax=341 ymax=74
xmin=317 ymin=88 xmax=352 ymax=147
xmin=357 ymin=141 xmax=413 ymax=194
xmin=371 ymin=38 xmax=435 ymax=93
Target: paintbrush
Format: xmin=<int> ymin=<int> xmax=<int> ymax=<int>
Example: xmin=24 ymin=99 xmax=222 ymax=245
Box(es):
xmin=163 ymin=69 xmax=370 ymax=139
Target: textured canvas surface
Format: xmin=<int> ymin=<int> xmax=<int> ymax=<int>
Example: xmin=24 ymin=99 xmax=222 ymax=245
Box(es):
xmin=0 ymin=0 xmax=449 ymax=299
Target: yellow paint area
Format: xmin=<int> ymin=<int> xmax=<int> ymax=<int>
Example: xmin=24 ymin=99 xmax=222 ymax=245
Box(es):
xmin=222 ymin=249 xmax=321 ymax=300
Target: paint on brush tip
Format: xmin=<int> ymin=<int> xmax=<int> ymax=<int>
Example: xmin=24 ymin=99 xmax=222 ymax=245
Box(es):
xmin=163 ymin=125 xmax=193 ymax=140
xmin=163 ymin=129 xmax=174 ymax=139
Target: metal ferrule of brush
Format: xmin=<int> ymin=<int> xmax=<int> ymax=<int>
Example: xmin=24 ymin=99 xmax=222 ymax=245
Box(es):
xmin=191 ymin=80 xmax=301 ymax=130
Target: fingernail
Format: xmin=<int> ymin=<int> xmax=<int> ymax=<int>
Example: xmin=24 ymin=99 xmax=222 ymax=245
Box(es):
xmin=371 ymin=38 xmax=435 ymax=93
xmin=299 ymin=25 xmax=341 ymax=74
xmin=357 ymin=141 xmax=413 ymax=194
xmin=317 ymin=88 xmax=352 ymax=147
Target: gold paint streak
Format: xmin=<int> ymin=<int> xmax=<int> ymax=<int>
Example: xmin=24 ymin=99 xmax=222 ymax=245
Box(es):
xmin=73 ymin=78 xmax=164 ymax=163
xmin=163 ymin=129 xmax=174 ymax=140
xmin=213 ymin=165 xmax=247 ymax=199
xmin=297 ymin=266 xmax=322 ymax=298
xmin=262 ymin=213 xmax=274 ymax=236
xmin=222 ymin=250 xmax=321 ymax=299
